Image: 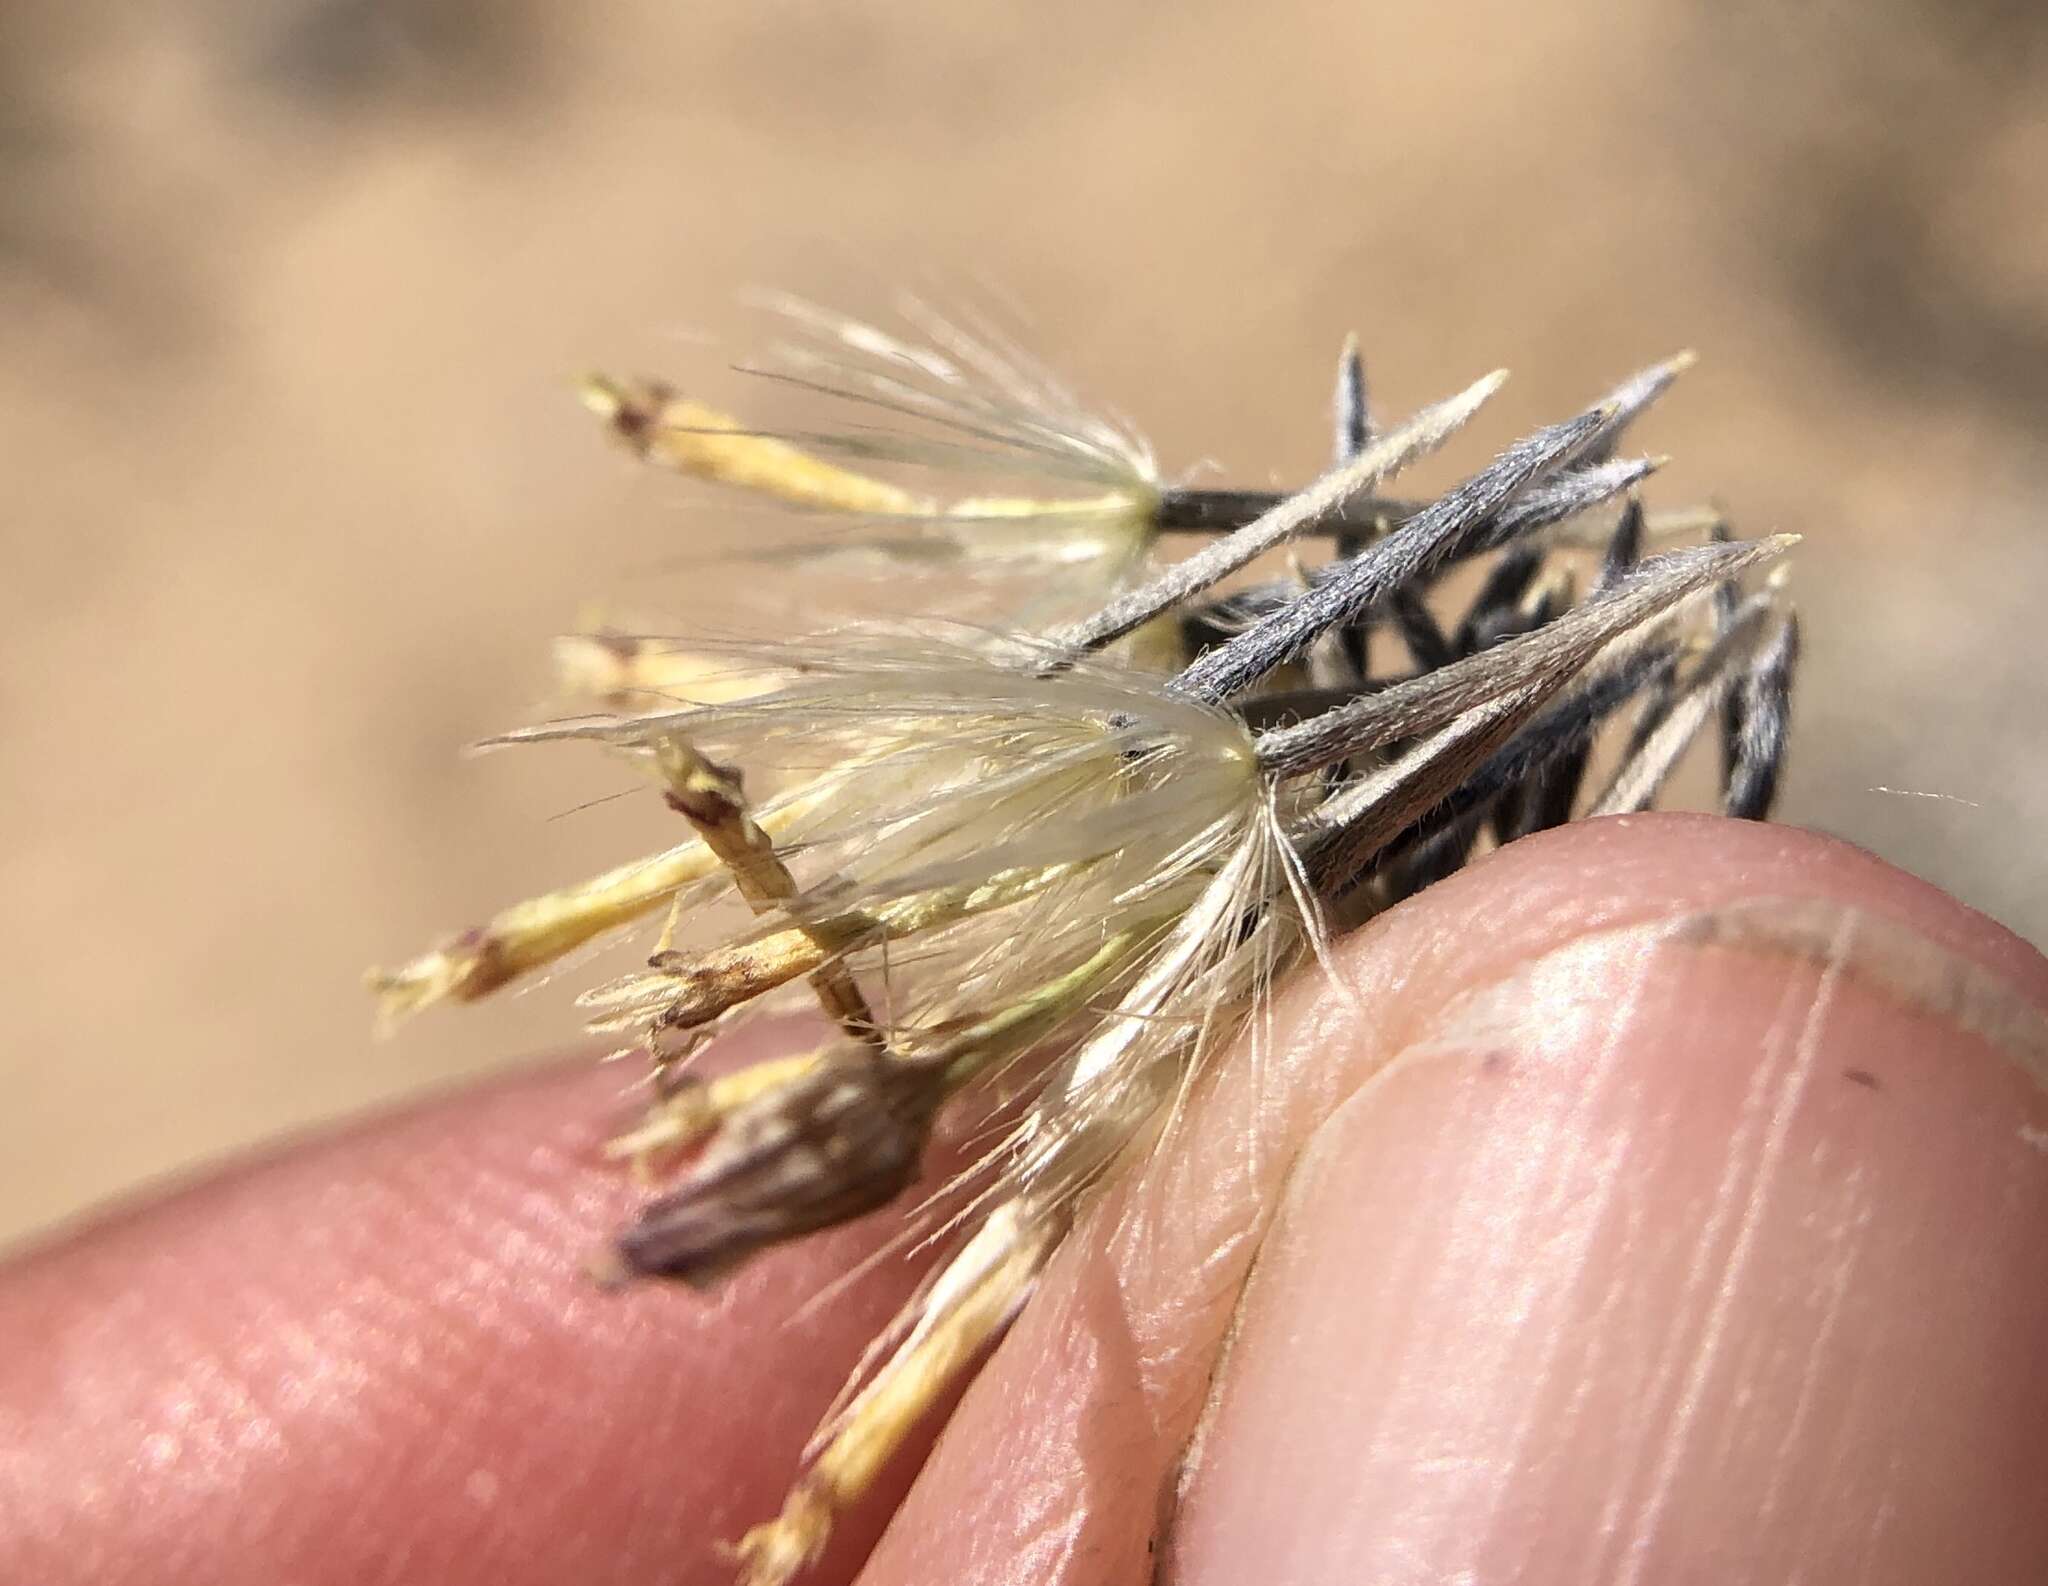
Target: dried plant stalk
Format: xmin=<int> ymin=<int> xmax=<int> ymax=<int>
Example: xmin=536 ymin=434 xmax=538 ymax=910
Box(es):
xmin=648 ymin=738 xmax=880 ymax=1046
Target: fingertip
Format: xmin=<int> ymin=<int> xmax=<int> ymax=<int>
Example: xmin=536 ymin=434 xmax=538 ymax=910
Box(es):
xmin=1172 ymin=836 xmax=2048 ymax=1584
xmin=1327 ymin=812 xmax=2048 ymax=1044
xmin=863 ymin=815 xmax=2048 ymax=1586
xmin=0 ymin=1033 xmax=953 ymax=1586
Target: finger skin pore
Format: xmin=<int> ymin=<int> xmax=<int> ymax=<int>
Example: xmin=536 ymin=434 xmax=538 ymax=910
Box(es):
xmin=858 ymin=813 xmax=2048 ymax=1586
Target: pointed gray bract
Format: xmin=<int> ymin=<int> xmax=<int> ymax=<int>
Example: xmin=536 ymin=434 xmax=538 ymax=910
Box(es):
xmin=1725 ymin=610 xmax=1800 ymax=820
xmin=1334 ymin=334 xmax=1371 ymax=462
xmin=1251 ymin=536 xmax=1794 ymax=778
xmin=1171 ymin=407 xmax=1612 ymax=704
xmin=1058 ymin=370 xmax=1505 ymax=654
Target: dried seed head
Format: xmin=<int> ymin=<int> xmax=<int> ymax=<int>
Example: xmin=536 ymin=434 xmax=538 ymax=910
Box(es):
xmin=551 ymin=632 xmax=794 ymax=710
xmin=493 ymin=634 xmax=1268 ymax=1047
xmin=611 ymin=1050 xmax=946 ymax=1286
xmin=582 ymin=377 xmax=931 ymax=517
xmin=363 ymin=841 xmax=721 ymax=1027
xmin=366 ymin=297 xmax=1805 ymax=1586
xmin=734 ymin=1197 xmax=1062 ymax=1586
xmin=581 ymin=297 xmax=1169 ymax=627
xmin=602 ymin=1048 xmax=826 ymax=1181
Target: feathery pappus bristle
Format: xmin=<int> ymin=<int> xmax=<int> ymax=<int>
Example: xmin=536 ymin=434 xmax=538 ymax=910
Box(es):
xmin=580 ymin=294 xmax=1168 ymax=628
xmin=368 ymin=294 xmax=1804 ymax=1584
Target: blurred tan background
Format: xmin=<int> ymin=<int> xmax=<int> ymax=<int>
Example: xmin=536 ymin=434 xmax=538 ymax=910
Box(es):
xmin=5 ymin=0 xmax=2045 ymax=1247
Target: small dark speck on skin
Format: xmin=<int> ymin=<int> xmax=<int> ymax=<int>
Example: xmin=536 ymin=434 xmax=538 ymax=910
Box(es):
xmin=1481 ymin=1050 xmax=1511 ymax=1074
xmin=1842 ymin=1067 xmax=1882 ymax=1090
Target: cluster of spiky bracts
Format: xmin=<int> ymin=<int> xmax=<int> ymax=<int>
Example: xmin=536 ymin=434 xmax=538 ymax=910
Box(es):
xmin=368 ymin=299 xmax=1798 ymax=1585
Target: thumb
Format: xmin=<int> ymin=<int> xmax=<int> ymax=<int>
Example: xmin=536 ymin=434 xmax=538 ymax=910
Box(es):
xmin=859 ymin=813 xmax=2048 ymax=1586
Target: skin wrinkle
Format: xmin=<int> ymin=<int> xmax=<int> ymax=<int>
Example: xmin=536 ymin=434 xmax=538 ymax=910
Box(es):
xmin=1457 ymin=1051 xmax=1640 ymax=1554
xmin=1749 ymin=1161 xmax=1869 ymax=1542
xmin=1393 ymin=1069 xmax=1543 ymax=1489
xmin=1150 ymin=1055 xmax=1324 ymax=1535
xmin=1268 ymin=947 xmax=1655 ymax=1569
xmin=861 ymin=815 xmax=2048 ymax=1586
xmin=1573 ymin=939 xmax=1818 ymax=1581
xmin=920 ymin=1241 xmax=1164 ymax=1584
xmin=1609 ymin=908 xmax=1855 ymax=1586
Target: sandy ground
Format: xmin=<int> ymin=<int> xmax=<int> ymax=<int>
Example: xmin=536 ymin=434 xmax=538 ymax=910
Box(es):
xmin=4 ymin=0 xmax=2045 ymax=1244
